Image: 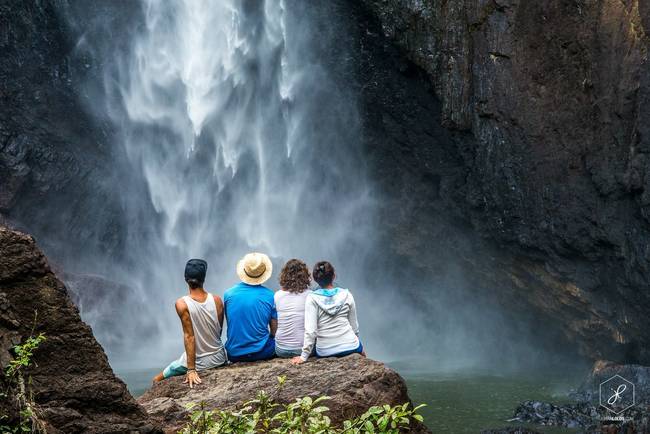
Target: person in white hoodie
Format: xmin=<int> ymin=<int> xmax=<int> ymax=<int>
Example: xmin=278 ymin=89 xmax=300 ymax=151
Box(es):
xmin=291 ymin=261 xmax=364 ymax=364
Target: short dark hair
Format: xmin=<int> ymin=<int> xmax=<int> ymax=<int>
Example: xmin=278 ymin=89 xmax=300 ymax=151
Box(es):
xmin=312 ymin=261 xmax=335 ymax=287
xmin=186 ymin=278 xmax=203 ymax=289
xmin=279 ymin=259 xmax=311 ymax=293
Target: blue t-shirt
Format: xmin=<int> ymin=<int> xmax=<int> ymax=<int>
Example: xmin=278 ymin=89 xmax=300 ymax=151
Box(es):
xmin=224 ymin=282 xmax=277 ymax=357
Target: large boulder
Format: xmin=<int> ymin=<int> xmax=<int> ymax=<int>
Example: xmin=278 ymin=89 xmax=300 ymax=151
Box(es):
xmin=138 ymin=354 xmax=429 ymax=433
xmin=574 ymin=360 xmax=650 ymax=405
xmin=509 ymin=361 xmax=650 ymax=433
xmin=0 ymin=225 xmax=159 ymax=433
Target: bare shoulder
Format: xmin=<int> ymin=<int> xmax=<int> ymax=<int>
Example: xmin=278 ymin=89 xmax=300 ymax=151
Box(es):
xmin=212 ymin=294 xmax=224 ymax=307
xmin=175 ymin=297 xmax=188 ymax=314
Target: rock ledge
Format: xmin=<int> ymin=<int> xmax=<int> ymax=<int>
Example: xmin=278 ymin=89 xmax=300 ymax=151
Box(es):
xmin=138 ymin=354 xmax=429 ymax=433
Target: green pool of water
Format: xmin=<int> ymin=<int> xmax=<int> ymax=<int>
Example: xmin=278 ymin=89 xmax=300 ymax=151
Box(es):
xmin=117 ymin=366 xmax=160 ymax=397
xmin=117 ymin=362 xmax=587 ymax=433
xmin=392 ymin=361 xmax=587 ymax=433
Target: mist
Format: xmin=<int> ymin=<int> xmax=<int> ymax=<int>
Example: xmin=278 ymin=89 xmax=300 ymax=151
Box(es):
xmin=51 ymin=0 xmax=584 ymax=374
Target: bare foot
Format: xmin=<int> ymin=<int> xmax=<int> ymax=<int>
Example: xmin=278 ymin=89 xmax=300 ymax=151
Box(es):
xmin=152 ymin=372 xmax=164 ymax=383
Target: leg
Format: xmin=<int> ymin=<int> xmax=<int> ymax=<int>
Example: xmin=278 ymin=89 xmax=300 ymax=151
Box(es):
xmin=257 ymin=337 xmax=277 ymax=360
xmin=275 ymin=346 xmax=301 ymax=358
xmin=232 ymin=338 xmax=277 ymax=362
xmin=319 ymin=342 xmax=364 ymax=359
xmin=154 ymin=359 xmax=188 ymax=382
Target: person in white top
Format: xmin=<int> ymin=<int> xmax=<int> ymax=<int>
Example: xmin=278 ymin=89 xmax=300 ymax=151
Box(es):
xmin=292 ymin=261 xmax=365 ymax=365
xmin=274 ymin=259 xmax=312 ymax=357
xmin=153 ymin=259 xmax=227 ymax=388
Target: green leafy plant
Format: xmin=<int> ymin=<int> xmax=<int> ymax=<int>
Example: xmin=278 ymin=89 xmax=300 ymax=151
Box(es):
xmin=344 ymin=403 xmax=426 ymax=434
xmin=1 ymin=315 xmax=46 ymax=434
xmin=179 ymin=376 xmax=426 ymax=434
xmin=4 ymin=334 xmax=46 ymax=379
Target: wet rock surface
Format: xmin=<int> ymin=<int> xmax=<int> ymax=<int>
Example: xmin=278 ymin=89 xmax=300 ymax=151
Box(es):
xmin=0 ymin=226 xmax=160 ymax=433
xmin=138 ymin=354 xmax=429 ymax=433
xmin=512 ymin=401 xmax=597 ymax=429
xmin=573 ymin=360 xmax=650 ymax=405
xmin=509 ymin=361 xmax=650 ymax=433
xmin=512 ymin=400 xmax=650 ymax=433
xmin=0 ymin=0 xmax=135 ymax=265
xmin=356 ymin=0 xmax=650 ymax=363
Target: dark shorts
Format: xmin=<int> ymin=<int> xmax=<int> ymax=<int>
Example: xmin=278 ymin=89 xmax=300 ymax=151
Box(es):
xmin=316 ymin=342 xmax=363 ymax=358
xmin=228 ymin=337 xmax=276 ymax=363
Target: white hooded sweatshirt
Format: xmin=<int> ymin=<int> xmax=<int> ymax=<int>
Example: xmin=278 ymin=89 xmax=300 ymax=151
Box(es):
xmin=300 ymin=287 xmax=360 ymax=361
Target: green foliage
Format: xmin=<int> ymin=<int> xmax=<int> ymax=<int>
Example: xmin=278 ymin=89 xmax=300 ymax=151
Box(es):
xmin=1 ymin=323 xmax=46 ymax=434
xmin=4 ymin=334 xmax=46 ymax=379
xmin=179 ymin=377 xmax=426 ymax=434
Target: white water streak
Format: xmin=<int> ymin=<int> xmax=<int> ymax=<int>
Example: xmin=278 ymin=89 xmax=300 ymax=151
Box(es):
xmin=110 ymin=0 xmax=373 ymax=322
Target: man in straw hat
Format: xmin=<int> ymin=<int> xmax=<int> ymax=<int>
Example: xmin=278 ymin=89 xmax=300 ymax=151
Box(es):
xmin=223 ymin=252 xmax=277 ymax=362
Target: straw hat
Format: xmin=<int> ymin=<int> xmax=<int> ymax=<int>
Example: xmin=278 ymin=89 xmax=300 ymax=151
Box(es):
xmin=237 ymin=252 xmax=273 ymax=285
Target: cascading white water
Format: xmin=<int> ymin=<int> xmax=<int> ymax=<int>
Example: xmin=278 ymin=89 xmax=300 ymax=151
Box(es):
xmin=101 ymin=0 xmax=375 ymax=361
xmin=56 ymin=0 xmax=580 ymax=378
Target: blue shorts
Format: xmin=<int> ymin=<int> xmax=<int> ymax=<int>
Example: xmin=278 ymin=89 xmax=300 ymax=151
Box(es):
xmin=162 ymin=352 xmax=227 ymax=378
xmin=316 ymin=342 xmax=363 ymax=358
xmin=229 ymin=337 xmax=276 ymax=363
xmin=162 ymin=359 xmax=188 ymax=379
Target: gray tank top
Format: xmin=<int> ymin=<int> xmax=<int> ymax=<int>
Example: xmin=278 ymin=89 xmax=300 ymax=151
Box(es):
xmin=179 ymin=293 xmax=227 ymax=369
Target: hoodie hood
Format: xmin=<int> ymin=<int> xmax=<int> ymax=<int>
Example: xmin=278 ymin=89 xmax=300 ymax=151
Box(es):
xmin=312 ymin=287 xmax=350 ymax=315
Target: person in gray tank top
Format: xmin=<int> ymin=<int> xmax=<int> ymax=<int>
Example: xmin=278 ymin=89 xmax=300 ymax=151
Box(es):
xmin=153 ymin=259 xmax=227 ymax=388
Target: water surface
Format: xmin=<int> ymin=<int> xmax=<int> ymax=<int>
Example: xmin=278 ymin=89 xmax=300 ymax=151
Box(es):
xmin=393 ymin=360 xmax=586 ymax=433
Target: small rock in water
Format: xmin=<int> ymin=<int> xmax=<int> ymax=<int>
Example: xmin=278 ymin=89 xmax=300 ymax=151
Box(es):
xmin=512 ymin=399 xmax=650 ymax=433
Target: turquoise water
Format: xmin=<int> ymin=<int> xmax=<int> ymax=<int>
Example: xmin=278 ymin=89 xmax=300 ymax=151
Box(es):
xmin=392 ymin=361 xmax=587 ymax=434
xmin=118 ymin=366 xmax=161 ymax=397
xmin=117 ymin=362 xmax=587 ymax=433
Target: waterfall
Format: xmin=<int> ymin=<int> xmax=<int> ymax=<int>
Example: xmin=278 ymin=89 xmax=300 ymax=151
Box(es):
xmin=72 ymin=0 xmax=375 ymax=362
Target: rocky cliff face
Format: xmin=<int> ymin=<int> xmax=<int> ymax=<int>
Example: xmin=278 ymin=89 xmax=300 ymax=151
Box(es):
xmin=354 ymin=0 xmax=650 ymax=363
xmin=0 ymin=226 xmax=159 ymax=433
xmin=0 ymin=0 xmax=128 ymax=266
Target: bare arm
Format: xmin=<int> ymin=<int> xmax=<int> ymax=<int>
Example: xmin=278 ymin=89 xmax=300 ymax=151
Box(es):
xmin=176 ymin=299 xmax=201 ymax=387
xmin=270 ymin=297 xmax=278 ymax=337
xmin=270 ymin=318 xmax=278 ymax=337
xmin=213 ymin=295 xmax=224 ymax=332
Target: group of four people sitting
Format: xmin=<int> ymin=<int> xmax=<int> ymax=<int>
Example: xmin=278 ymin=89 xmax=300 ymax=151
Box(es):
xmin=153 ymin=252 xmax=363 ymax=387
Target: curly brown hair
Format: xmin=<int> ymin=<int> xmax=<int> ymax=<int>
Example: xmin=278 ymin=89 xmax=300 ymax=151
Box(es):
xmin=279 ymin=259 xmax=311 ymax=293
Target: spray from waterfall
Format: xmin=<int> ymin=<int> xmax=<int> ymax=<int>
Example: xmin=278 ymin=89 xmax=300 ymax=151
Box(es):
xmin=55 ymin=0 xmax=583 ymax=373
xmin=60 ymin=0 xmax=375 ymax=365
